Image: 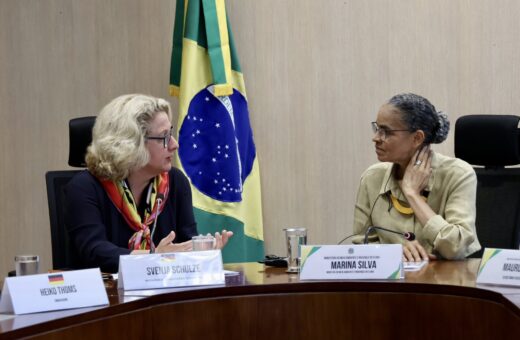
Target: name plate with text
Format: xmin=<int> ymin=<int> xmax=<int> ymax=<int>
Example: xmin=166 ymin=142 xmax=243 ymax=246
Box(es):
xmin=117 ymin=250 xmax=224 ymax=290
xmin=477 ymin=248 xmax=520 ymax=287
xmin=299 ymin=244 xmax=403 ymax=280
xmin=0 ymin=268 xmax=108 ymax=315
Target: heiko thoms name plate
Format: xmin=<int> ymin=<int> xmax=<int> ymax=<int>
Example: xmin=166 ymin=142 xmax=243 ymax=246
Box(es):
xmin=477 ymin=248 xmax=520 ymax=287
xmin=299 ymin=244 xmax=403 ymax=280
xmin=0 ymin=268 xmax=108 ymax=315
xmin=118 ymin=250 xmax=224 ymax=290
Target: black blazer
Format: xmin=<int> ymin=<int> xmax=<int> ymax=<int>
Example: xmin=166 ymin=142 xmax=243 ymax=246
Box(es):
xmin=65 ymin=168 xmax=198 ymax=273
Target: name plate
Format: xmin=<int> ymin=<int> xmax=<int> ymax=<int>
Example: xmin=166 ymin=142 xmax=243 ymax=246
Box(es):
xmin=476 ymin=248 xmax=520 ymax=287
xmin=0 ymin=268 xmax=108 ymax=315
xmin=118 ymin=250 xmax=224 ymax=290
xmin=300 ymin=244 xmax=403 ymax=280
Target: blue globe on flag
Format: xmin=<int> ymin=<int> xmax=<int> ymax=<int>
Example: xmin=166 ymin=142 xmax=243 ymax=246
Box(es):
xmin=178 ymin=86 xmax=256 ymax=203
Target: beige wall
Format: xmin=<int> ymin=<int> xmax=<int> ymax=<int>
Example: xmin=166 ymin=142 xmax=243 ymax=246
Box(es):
xmin=1 ymin=0 xmax=520 ymax=275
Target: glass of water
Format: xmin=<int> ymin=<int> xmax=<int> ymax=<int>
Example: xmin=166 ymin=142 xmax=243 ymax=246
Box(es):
xmin=283 ymin=227 xmax=307 ymax=273
xmin=15 ymin=255 xmax=39 ymax=276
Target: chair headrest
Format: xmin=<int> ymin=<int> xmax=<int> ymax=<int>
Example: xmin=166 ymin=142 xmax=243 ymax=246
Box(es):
xmin=455 ymin=115 xmax=520 ymax=167
xmin=68 ymin=116 xmax=96 ymax=167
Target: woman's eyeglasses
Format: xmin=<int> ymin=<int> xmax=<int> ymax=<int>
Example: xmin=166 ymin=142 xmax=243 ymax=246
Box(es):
xmin=146 ymin=127 xmax=174 ymax=148
xmin=371 ymin=122 xmax=411 ymax=141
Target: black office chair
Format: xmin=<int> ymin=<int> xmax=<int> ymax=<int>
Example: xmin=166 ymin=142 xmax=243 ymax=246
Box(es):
xmin=455 ymin=115 xmax=520 ymax=258
xmin=45 ymin=116 xmax=96 ymax=269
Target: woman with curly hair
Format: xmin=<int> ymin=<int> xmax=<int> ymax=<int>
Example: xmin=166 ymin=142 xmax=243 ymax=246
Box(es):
xmin=353 ymin=93 xmax=480 ymax=261
xmin=66 ymin=94 xmax=232 ymax=272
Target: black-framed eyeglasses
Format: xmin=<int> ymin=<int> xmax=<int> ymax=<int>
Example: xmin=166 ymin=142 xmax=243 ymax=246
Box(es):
xmin=371 ymin=122 xmax=411 ymax=141
xmin=145 ymin=127 xmax=174 ymax=148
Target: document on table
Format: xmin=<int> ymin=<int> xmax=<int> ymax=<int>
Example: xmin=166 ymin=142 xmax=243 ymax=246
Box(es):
xmin=403 ymin=261 xmax=428 ymax=272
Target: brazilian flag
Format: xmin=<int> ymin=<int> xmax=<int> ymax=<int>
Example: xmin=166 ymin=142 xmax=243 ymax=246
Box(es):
xmin=169 ymin=0 xmax=264 ymax=262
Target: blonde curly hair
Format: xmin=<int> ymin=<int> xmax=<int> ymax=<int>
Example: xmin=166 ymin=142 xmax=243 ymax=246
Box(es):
xmin=86 ymin=94 xmax=173 ymax=181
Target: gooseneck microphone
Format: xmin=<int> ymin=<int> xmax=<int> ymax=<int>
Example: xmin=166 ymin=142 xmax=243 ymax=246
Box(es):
xmin=337 ymin=174 xmax=396 ymax=245
xmin=363 ymin=225 xmax=415 ymax=244
xmin=149 ymin=193 xmax=165 ymax=254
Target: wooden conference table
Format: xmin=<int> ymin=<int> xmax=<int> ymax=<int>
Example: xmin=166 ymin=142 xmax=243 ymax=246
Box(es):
xmin=0 ymin=259 xmax=519 ymax=339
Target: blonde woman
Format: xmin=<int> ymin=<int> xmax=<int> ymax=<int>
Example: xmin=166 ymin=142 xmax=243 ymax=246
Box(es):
xmin=66 ymin=94 xmax=232 ymax=273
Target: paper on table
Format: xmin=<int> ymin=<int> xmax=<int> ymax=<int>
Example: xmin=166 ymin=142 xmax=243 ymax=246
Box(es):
xmin=403 ymin=261 xmax=428 ymax=272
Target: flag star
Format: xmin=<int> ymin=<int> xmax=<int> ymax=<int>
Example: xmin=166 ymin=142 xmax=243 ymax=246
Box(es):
xmin=205 ymin=97 xmax=209 ymax=101
xmin=217 ymin=151 xmax=221 ymax=154
xmin=214 ymin=179 xmax=218 ymax=184
xmin=212 ymin=158 xmax=216 ymax=162
xmin=217 ymin=172 xmax=220 ymax=176
xmin=224 ymin=154 xmax=229 ymax=158
xmin=187 ymin=116 xmax=191 ymax=120
xmin=215 ymin=123 xmax=220 ymax=128
xmin=218 ymin=192 xmax=222 ymax=195
xmin=222 ymin=178 xmax=226 ymax=182
xmin=198 ymin=171 xmax=202 ymax=175
xmin=223 ymin=187 xmax=227 ymax=191
xmin=225 ymin=145 xmax=229 ymax=149
xmin=227 ymin=183 xmax=230 ymax=187
xmin=192 ymin=133 xmax=195 ymax=137
xmin=192 ymin=144 xmax=197 ymax=149
xmin=196 ymin=129 xmax=200 ymax=134
xmin=200 ymin=118 xmax=203 ymax=122
xmin=192 ymin=116 xmax=197 ymax=120
xmin=217 ymin=145 xmax=221 ymax=149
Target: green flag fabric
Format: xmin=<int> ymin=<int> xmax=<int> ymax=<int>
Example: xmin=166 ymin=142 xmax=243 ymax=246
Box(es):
xmin=169 ymin=0 xmax=264 ymax=262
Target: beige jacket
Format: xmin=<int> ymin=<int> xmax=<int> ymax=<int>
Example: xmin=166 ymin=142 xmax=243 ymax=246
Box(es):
xmin=352 ymin=152 xmax=481 ymax=259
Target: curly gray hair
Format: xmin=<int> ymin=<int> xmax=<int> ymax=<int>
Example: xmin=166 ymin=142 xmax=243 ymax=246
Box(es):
xmin=388 ymin=93 xmax=449 ymax=144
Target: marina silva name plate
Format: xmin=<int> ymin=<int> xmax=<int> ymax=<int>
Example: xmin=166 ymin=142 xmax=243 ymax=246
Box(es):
xmin=0 ymin=268 xmax=108 ymax=315
xmin=299 ymin=244 xmax=403 ymax=280
xmin=118 ymin=250 xmax=224 ymax=290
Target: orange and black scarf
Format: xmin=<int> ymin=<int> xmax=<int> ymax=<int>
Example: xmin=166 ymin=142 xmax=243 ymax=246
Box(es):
xmin=99 ymin=172 xmax=169 ymax=250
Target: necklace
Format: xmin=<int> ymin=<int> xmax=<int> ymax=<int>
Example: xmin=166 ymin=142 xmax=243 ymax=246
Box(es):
xmin=389 ymin=193 xmax=427 ymax=215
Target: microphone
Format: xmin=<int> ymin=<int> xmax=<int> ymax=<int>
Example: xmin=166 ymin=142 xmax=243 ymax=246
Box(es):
xmin=363 ymin=226 xmax=415 ymax=244
xmin=337 ymin=174 xmax=394 ymax=245
xmin=149 ymin=193 xmax=165 ymax=254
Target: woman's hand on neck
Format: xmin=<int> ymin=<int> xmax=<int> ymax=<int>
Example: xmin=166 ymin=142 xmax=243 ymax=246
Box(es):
xmin=394 ymin=144 xmax=426 ymax=180
xmin=398 ymin=146 xmax=436 ymax=227
xmin=399 ymin=146 xmax=432 ymax=197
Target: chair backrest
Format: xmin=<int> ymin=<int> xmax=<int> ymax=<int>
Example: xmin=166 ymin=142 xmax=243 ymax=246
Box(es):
xmin=68 ymin=116 xmax=96 ymax=167
xmin=455 ymin=115 xmax=520 ymax=257
xmin=45 ymin=116 xmax=96 ymax=270
xmin=45 ymin=170 xmax=82 ymax=269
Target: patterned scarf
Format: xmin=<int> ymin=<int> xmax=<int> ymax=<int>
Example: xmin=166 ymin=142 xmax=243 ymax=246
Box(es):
xmin=99 ymin=172 xmax=170 ymax=250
